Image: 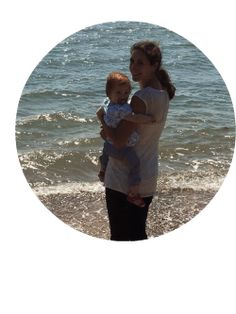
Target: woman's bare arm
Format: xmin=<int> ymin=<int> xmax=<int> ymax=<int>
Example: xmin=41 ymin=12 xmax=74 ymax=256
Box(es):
xmin=96 ymin=96 xmax=146 ymax=149
xmin=130 ymin=95 xmax=146 ymax=114
xmin=98 ymin=117 xmax=136 ymax=149
xmin=123 ymin=113 xmax=155 ymax=124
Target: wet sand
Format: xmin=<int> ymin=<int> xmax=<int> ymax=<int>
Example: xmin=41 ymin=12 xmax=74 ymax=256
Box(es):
xmin=38 ymin=186 xmax=216 ymax=240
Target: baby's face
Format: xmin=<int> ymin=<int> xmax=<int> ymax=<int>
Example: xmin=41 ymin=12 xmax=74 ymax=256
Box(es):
xmin=109 ymin=83 xmax=131 ymax=104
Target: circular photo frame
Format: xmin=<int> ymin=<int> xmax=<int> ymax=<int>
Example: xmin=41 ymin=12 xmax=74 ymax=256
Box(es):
xmin=15 ymin=21 xmax=235 ymax=240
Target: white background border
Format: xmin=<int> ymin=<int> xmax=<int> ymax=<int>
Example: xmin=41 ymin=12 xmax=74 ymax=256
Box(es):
xmin=1 ymin=1 xmax=236 ymax=313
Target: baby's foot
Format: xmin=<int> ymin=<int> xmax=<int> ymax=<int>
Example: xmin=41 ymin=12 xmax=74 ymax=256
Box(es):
xmin=127 ymin=193 xmax=145 ymax=208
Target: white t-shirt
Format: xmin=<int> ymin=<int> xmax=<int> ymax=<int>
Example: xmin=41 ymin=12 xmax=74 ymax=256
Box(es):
xmin=104 ymin=87 xmax=169 ymax=197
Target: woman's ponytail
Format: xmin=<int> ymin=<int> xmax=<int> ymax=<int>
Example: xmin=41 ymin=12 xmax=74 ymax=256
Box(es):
xmin=157 ymin=68 xmax=176 ymax=100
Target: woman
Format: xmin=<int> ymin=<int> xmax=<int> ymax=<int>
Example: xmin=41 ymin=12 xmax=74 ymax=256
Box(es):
xmin=97 ymin=41 xmax=175 ymax=241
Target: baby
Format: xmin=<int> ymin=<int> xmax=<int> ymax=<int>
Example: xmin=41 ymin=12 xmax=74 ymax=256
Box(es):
xmin=97 ymin=72 xmax=155 ymax=207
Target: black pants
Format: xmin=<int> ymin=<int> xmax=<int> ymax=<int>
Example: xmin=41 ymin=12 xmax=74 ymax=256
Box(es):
xmin=105 ymin=188 xmax=153 ymax=241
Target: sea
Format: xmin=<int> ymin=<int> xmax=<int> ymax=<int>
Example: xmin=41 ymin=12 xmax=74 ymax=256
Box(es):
xmin=15 ymin=21 xmax=235 ymax=238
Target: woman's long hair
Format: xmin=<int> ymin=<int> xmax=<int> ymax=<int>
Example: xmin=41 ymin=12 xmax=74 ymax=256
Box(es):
xmin=131 ymin=41 xmax=176 ymax=100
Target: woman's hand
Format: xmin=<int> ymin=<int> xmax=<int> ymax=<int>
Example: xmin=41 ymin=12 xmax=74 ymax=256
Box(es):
xmin=96 ymin=107 xmax=107 ymax=140
xmin=100 ymin=127 xmax=107 ymax=140
xmin=96 ymin=106 xmax=105 ymax=122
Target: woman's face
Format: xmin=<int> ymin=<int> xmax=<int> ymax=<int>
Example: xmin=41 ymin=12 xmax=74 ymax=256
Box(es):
xmin=129 ymin=49 xmax=158 ymax=86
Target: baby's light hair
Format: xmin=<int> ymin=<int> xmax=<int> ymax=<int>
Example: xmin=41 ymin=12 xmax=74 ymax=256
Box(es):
xmin=106 ymin=72 xmax=131 ymax=96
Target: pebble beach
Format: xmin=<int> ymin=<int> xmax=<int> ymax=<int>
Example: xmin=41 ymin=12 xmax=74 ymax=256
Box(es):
xmin=38 ymin=182 xmax=215 ymax=240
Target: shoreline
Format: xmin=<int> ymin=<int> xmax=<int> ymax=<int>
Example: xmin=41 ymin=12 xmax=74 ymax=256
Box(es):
xmin=38 ymin=186 xmax=216 ymax=240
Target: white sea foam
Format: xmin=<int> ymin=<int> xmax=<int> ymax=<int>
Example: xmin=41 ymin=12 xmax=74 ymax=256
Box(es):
xmin=34 ymin=181 xmax=104 ymax=196
xmin=163 ymin=172 xmax=224 ymax=192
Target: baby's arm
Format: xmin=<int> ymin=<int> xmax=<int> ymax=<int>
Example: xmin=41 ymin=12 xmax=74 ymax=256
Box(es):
xmin=123 ymin=112 xmax=156 ymax=124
